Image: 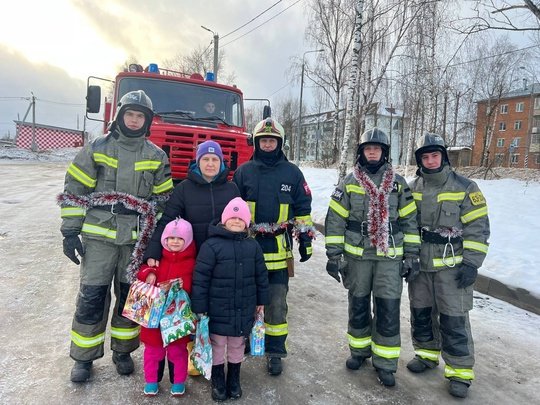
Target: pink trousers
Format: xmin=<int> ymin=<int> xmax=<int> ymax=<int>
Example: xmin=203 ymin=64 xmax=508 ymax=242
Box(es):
xmin=210 ymin=334 xmax=245 ymax=365
xmin=143 ymin=340 xmax=188 ymax=384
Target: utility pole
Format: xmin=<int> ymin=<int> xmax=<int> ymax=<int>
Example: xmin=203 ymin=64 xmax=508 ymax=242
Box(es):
xmin=201 ymin=25 xmax=219 ymax=82
xmin=31 ymin=93 xmax=37 ymax=152
xmin=295 ymin=49 xmax=324 ymax=165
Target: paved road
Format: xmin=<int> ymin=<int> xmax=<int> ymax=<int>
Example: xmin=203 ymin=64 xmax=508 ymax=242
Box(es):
xmin=1 ymin=162 xmax=539 ymax=404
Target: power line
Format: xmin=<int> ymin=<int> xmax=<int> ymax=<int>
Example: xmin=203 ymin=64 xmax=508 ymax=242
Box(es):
xmin=221 ymin=0 xmax=303 ymax=48
xmin=36 ymin=98 xmax=85 ymax=107
xmin=446 ymin=44 xmax=539 ymax=68
xmin=221 ymin=0 xmax=284 ymax=40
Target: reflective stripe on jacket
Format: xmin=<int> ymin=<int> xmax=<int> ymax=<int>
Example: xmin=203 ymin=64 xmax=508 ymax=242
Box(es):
xmin=60 ymin=130 xmax=173 ymax=245
xmin=325 ymin=163 xmax=420 ymax=260
xmin=408 ymin=165 xmax=490 ymax=271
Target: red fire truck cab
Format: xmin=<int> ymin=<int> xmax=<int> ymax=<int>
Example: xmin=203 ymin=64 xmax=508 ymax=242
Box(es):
xmin=86 ymin=64 xmax=253 ymax=181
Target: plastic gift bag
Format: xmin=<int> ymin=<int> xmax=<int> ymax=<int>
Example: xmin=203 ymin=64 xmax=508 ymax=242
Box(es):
xmin=122 ymin=280 xmax=167 ymax=328
xmin=190 ymin=315 xmax=212 ymax=380
xmin=160 ymin=279 xmax=197 ymax=346
xmin=250 ymin=309 xmax=265 ymax=356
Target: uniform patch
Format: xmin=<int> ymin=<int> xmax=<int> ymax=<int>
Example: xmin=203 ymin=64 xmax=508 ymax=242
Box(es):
xmin=280 ymin=183 xmax=292 ymax=193
xmin=331 ymin=188 xmax=344 ymax=201
xmin=469 ymin=191 xmax=486 ymax=206
xmin=392 ymin=182 xmax=399 ymax=192
xmin=303 ymin=181 xmax=312 ymax=196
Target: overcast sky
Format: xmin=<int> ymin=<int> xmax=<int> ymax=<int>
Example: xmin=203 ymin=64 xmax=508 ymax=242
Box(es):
xmin=0 ymin=0 xmax=309 ymax=137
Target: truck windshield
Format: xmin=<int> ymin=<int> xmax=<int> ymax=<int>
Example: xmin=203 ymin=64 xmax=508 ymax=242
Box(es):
xmin=117 ymin=77 xmax=244 ymax=127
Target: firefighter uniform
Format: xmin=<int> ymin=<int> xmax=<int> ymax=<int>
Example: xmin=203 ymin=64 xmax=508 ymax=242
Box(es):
xmin=60 ymin=92 xmax=173 ymax=365
xmin=233 ymin=118 xmax=313 ymax=367
xmin=325 ymin=161 xmax=420 ymax=373
xmin=408 ymin=162 xmax=490 ymax=386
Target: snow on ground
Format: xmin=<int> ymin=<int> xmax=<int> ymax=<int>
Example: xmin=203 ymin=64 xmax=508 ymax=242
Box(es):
xmin=0 ymin=149 xmax=539 ymax=403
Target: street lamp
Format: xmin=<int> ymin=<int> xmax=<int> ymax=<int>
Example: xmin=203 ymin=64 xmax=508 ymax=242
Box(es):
xmin=520 ymin=66 xmax=536 ymax=168
xmin=201 ymin=25 xmax=219 ymax=82
xmin=295 ymin=49 xmax=324 ymax=165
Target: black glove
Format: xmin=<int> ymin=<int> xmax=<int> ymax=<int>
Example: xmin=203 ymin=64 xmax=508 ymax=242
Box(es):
xmin=401 ymin=255 xmax=420 ymax=283
xmin=63 ymin=235 xmax=85 ymax=265
xmin=298 ymin=232 xmax=312 ymax=262
xmin=326 ymin=256 xmax=347 ymax=283
xmin=455 ymin=263 xmax=478 ymax=289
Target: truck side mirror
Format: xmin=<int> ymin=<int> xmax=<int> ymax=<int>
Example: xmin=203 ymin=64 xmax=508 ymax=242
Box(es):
xmin=263 ymin=105 xmax=272 ymax=119
xmin=86 ymin=85 xmax=102 ymax=113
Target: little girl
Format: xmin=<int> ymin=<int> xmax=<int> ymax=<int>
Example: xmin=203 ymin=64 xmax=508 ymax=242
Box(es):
xmin=137 ymin=218 xmax=196 ymax=397
xmin=191 ymin=197 xmax=269 ymax=401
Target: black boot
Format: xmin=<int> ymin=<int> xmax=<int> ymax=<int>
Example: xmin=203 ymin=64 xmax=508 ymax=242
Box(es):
xmin=227 ymin=362 xmax=242 ymax=399
xmin=345 ymin=355 xmax=366 ymax=370
xmin=211 ymin=364 xmax=227 ymax=402
xmin=70 ymin=360 xmax=92 ymax=382
xmin=376 ymin=368 xmax=396 ymax=387
xmin=449 ymin=379 xmax=470 ymax=398
xmin=267 ymin=357 xmax=282 ymax=376
xmin=112 ymin=351 xmax=134 ymax=375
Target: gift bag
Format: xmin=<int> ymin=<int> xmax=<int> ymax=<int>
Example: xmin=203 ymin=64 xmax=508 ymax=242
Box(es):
xmin=250 ymin=309 xmax=265 ymax=356
xmin=190 ymin=315 xmax=212 ymax=380
xmin=160 ymin=279 xmax=197 ymax=346
xmin=122 ymin=280 xmax=167 ymax=328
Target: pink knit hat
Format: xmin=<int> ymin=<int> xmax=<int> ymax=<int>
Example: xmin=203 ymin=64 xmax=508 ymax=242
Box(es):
xmin=221 ymin=197 xmax=251 ymax=227
xmin=161 ymin=218 xmax=193 ymax=252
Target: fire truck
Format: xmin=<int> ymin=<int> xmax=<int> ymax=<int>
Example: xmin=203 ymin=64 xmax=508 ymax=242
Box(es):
xmin=85 ymin=63 xmax=256 ymax=181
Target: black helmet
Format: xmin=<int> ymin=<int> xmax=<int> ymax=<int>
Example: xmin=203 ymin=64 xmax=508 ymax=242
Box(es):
xmin=356 ymin=128 xmax=390 ymax=168
xmin=414 ymin=133 xmax=449 ymax=168
xmin=115 ymin=90 xmax=154 ymax=137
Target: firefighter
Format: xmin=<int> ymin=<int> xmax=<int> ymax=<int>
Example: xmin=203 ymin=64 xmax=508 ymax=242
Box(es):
xmin=233 ymin=117 xmax=314 ymax=376
xmin=324 ymin=128 xmax=420 ymax=387
xmin=59 ymin=90 xmax=174 ymax=383
xmin=406 ymin=133 xmax=490 ymax=398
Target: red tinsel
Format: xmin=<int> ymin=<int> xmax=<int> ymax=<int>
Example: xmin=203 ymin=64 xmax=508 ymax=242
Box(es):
xmin=57 ymin=191 xmax=170 ymax=282
xmin=353 ymin=166 xmax=395 ymax=255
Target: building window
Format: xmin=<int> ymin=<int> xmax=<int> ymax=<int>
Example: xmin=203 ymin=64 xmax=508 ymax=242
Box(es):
xmin=516 ymin=102 xmax=524 ymax=112
xmin=536 ymin=154 xmax=540 ymax=164
xmin=500 ymin=104 xmax=509 ymax=114
xmin=511 ymin=154 xmax=519 ymax=164
xmin=497 ymin=138 xmax=504 ymax=147
xmin=535 ymin=97 xmax=540 ymax=110
xmin=532 ymin=134 xmax=540 ymax=145
xmin=499 ymin=122 xmax=506 ymax=131
xmin=512 ymin=137 xmax=521 ymax=146
xmin=514 ymin=121 xmax=522 ymax=130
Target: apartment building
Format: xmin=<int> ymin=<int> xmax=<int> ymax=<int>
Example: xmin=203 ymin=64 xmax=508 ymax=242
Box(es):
xmin=472 ymin=83 xmax=540 ymax=168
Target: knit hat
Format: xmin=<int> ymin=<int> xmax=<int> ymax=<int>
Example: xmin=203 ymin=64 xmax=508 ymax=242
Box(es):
xmin=221 ymin=197 xmax=251 ymax=227
xmin=161 ymin=218 xmax=193 ymax=252
xmin=196 ymin=140 xmax=224 ymax=163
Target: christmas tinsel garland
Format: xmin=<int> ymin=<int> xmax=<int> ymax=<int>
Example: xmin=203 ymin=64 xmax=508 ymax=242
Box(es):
xmin=57 ymin=191 xmax=170 ymax=282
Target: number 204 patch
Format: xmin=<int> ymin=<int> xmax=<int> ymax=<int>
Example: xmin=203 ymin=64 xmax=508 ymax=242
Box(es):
xmin=469 ymin=191 xmax=486 ymax=206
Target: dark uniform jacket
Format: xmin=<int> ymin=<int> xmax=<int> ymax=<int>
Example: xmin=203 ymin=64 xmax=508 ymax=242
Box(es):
xmin=232 ymin=153 xmax=312 ymax=272
xmin=191 ymin=224 xmax=269 ymax=337
xmin=145 ymin=162 xmax=240 ymax=259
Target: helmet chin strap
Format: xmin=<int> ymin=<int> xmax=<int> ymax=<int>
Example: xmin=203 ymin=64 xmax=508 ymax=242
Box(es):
xmin=421 ymin=162 xmax=446 ymax=174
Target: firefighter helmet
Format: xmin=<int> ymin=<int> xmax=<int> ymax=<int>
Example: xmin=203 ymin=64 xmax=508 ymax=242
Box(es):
xmin=252 ymin=117 xmax=285 ymax=150
xmin=414 ymin=132 xmax=449 ymax=167
xmin=356 ymin=127 xmax=390 ymax=164
xmin=115 ymin=90 xmax=154 ymax=137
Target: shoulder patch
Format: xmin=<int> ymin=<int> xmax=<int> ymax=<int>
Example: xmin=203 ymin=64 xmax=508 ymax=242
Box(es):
xmin=469 ymin=191 xmax=486 ymax=206
xmin=303 ymin=181 xmax=311 ymax=196
xmin=331 ymin=188 xmax=344 ymax=201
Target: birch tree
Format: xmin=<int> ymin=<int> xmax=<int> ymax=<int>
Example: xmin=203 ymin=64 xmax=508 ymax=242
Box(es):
xmin=338 ymin=0 xmax=365 ymax=180
xmin=305 ymin=0 xmax=356 ymax=163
